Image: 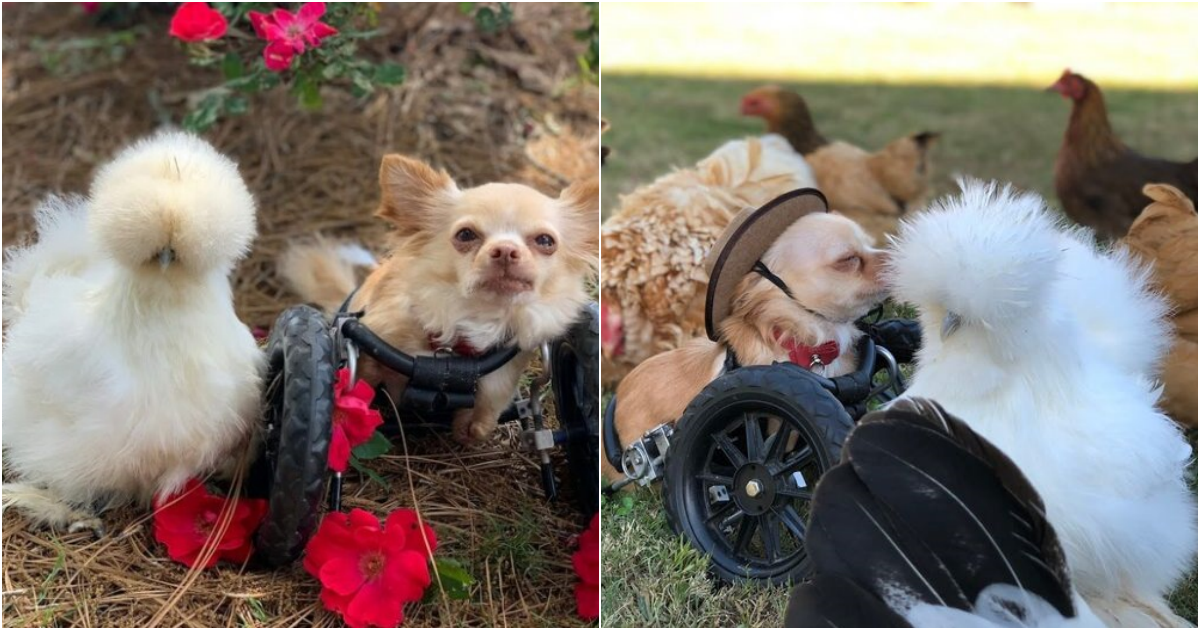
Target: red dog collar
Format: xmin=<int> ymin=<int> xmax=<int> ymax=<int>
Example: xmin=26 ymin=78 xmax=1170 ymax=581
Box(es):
xmin=428 ymin=333 xmax=485 ymax=358
xmin=773 ymin=329 xmax=840 ymax=370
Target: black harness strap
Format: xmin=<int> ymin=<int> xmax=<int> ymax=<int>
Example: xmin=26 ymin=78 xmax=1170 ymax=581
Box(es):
xmin=751 ymin=260 xmax=839 ymax=323
xmin=602 ymin=397 xmax=622 ymax=470
xmin=336 ymin=287 xmax=360 ymax=316
xmin=334 ymin=287 xmax=520 ymax=414
xmin=751 ymin=260 xmax=796 ymax=300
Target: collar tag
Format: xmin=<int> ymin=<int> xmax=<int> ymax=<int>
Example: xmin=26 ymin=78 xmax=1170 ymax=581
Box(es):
xmin=773 ymin=328 xmax=840 ymax=372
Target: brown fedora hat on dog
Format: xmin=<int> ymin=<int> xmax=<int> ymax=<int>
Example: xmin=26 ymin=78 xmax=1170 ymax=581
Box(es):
xmin=704 ymin=188 xmax=829 ymax=341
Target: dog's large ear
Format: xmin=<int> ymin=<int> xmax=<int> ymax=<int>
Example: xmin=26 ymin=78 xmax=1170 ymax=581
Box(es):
xmin=377 ymin=154 xmax=459 ymax=234
xmin=557 ymin=177 xmax=600 ymax=267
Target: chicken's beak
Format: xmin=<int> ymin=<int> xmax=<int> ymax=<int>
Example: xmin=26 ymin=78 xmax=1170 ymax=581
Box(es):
xmin=158 ymin=247 xmax=176 ymax=269
xmin=940 ymin=311 xmax=962 ymax=340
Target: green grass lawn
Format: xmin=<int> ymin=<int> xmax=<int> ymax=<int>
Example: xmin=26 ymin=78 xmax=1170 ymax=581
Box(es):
xmin=601 ymin=74 xmax=1198 ymax=218
xmin=600 ymin=74 xmax=1198 ymax=627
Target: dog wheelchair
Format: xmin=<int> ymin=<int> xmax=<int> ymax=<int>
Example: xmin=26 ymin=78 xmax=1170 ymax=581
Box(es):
xmin=603 ymin=316 xmax=920 ymax=584
xmin=247 ymin=300 xmax=600 ymax=567
xmin=602 ymin=188 xmax=923 ymax=585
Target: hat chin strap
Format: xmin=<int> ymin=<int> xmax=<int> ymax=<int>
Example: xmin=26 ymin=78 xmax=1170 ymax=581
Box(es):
xmin=751 ymin=260 xmax=846 ymax=324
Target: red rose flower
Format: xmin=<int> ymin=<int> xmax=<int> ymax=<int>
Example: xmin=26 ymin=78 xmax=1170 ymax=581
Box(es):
xmin=80 ymin=2 xmax=100 ymax=14
xmin=329 ymin=368 xmax=383 ymax=472
xmin=573 ymin=514 xmax=600 ymax=620
xmin=304 ymin=508 xmax=438 ymax=627
xmin=247 ymin=2 xmax=338 ymax=73
xmin=262 ymin=39 xmax=296 ymax=73
xmin=153 ymin=479 xmax=267 ymax=568
xmin=168 ymin=2 xmax=228 ymax=42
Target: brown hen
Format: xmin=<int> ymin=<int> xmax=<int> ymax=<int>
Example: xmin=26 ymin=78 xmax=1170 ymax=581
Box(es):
xmin=741 ymin=84 xmax=938 ymax=244
xmin=1120 ymin=183 xmax=1197 ymax=428
xmin=1050 ymin=69 xmax=1198 ymax=240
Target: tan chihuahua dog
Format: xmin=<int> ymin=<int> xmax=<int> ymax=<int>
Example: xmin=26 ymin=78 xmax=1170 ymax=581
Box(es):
xmin=281 ymin=155 xmax=598 ymax=444
xmin=605 ymin=210 xmax=886 ymax=480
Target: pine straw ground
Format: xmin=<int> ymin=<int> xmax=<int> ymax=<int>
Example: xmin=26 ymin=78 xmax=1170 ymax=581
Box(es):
xmin=1 ymin=3 xmax=598 ymax=627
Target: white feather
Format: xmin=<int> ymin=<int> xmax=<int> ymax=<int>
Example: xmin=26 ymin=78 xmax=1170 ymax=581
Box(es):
xmin=888 ymin=178 xmax=1196 ymax=620
xmin=2 ymin=132 xmax=262 ymax=518
xmin=906 ymin=587 xmax=1105 ymax=628
xmin=335 ymin=242 xmax=379 ymax=269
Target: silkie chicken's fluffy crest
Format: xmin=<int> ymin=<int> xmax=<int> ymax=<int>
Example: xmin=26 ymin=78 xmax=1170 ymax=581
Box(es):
xmin=885 ymin=178 xmax=1062 ymax=332
xmin=89 ymin=130 xmax=257 ymax=275
xmin=886 ymin=177 xmax=1171 ymax=376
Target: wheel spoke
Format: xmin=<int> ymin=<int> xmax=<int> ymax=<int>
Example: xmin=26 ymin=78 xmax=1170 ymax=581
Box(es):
xmin=744 ymin=413 xmax=765 ymax=462
xmin=733 ymin=515 xmax=757 ymax=555
xmin=775 ymin=445 xmax=814 ymax=475
xmin=778 ymin=505 xmax=807 ymax=541
xmin=706 ymin=501 xmax=741 ymax=528
xmin=776 ymin=485 xmax=814 ymax=501
xmin=720 ymin=508 xmax=748 ymax=530
xmin=713 ymin=432 xmax=748 ymax=468
xmin=698 ymin=472 xmax=734 ymax=486
xmin=764 ymin=423 xmax=793 ymax=465
xmin=760 ymin=512 xmax=782 ymax=562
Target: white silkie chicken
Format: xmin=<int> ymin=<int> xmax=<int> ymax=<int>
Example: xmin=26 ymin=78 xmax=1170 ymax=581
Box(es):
xmin=2 ymin=131 xmax=262 ymax=534
xmin=887 ymin=178 xmax=1197 ymax=626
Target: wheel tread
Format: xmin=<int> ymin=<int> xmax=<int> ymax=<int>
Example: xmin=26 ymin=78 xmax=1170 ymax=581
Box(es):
xmin=661 ymin=363 xmax=852 ymax=584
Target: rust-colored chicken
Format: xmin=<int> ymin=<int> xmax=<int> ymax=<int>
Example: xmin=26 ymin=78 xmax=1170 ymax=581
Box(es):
xmin=741 ymin=85 xmax=938 ymax=244
xmin=518 ymin=122 xmax=602 ymax=196
xmin=1120 ymin=183 xmax=1197 ymax=428
xmin=1050 ymin=69 xmax=1198 ymax=241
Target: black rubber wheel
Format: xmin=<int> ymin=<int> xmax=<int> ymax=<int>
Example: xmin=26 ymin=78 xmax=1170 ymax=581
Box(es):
xmin=550 ymin=302 xmax=600 ymax=518
xmin=662 ymin=363 xmax=852 ymax=585
xmin=253 ymin=305 xmax=336 ymax=567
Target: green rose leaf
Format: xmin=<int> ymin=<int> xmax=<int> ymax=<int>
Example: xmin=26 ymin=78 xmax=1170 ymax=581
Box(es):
xmin=431 ymin=558 xmax=475 ymax=600
xmin=351 ymin=430 xmax=392 ymax=460
xmin=293 ymin=74 xmax=323 ymax=110
xmin=182 ymin=94 xmax=224 ymax=132
xmin=350 ymin=71 xmax=374 ymax=98
xmin=221 ymin=51 xmax=244 ymax=81
xmin=347 ymin=453 xmax=389 ymax=489
xmin=373 ymin=62 xmax=405 ymax=86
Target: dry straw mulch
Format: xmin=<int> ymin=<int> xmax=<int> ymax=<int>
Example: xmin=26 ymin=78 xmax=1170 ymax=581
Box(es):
xmin=2 ymin=3 xmax=599 ymax=627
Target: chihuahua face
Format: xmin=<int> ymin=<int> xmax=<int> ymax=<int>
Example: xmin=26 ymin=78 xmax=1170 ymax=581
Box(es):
xmin=377 ymin=155 xmax=597 ymax=307
xmin=353 ymin=155 xmax=597 ymax=444
xmin=761 ymin=211 xmax=887 ymax=323
xmin=452 ymin=184 xmax=573 ymax=300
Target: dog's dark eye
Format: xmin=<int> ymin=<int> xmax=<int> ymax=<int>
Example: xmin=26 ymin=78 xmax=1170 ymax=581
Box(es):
xmin=455 ymin=228 xmax=478 ymax=243
xmin=535 ymin=234 xmax=555 ymax=249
